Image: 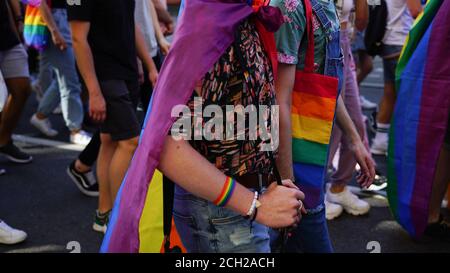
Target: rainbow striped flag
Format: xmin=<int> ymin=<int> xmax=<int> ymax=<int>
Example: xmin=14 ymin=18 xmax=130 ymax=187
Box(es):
xmin=387 ymin=0 xmax=450 ymax=238
xmin=22 ymin=0 xmax=50 ymax=51
xmin=292 ymin=72 xmax=338 ymax=209
xmin=101 ymin=0 xmax=267 ymax=252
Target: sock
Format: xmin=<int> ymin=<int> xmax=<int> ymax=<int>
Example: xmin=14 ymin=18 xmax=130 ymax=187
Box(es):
xmin=374 ymin=123 xmax=390 ymax=143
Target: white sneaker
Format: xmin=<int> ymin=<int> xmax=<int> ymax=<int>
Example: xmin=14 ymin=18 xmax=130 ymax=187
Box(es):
xmin=30 ymin=114 xmax=58 ymax=137
xmin=370 ymin=138 xmax=388 ymax=156
xmin=326 ymin=186 xmax=370 ymax=216
xmin=0 ymin=221 xmax=27 ymax=245
xmin=360 ymin=96 xmax=378 ymax=110
xmin=70 ymin=130 xmax=92 ymax=146
xmin=325 ymin=200 xmax=343 ymax=220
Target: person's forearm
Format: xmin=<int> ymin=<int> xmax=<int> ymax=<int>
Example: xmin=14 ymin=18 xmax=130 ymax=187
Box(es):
xmin=148 ymin=0 xmax=166 ymax=45
xmin=275 ymin=64 xmax=296 ymax=180
xmin=335 ymin=95 xmax=360 ymax=144
xmin=354 ymin=0 xmax=368 ymax=31
xmin=71 ymin=37 xmax=101 ymax=97
xmin=278 ymin=106 xmax=294 ymax=180
xmin=135 ymin=25 xmax=157 ymax=73
xmin=8 ymin=0 xmax=21 ymax=19
xmin=158 ymin=137 xmax=254 ymax=216
xmin=151 ymin=0 xmax=173 ymax=24
xmin=39 ymin=1 xmax=58 ymax=33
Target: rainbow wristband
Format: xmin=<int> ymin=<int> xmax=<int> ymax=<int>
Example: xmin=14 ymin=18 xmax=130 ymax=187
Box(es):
xmin=213 ymin=177 xmax=236 ymax=207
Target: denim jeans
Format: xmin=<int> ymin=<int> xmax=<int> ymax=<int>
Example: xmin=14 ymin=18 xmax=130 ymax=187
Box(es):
xmin=173 ymin=186 xmax=271 ymax=253
xmin=285 ymin=207 xmax=333 ymax=253
xmin=37 ymin=9 xmax=83 ymax=131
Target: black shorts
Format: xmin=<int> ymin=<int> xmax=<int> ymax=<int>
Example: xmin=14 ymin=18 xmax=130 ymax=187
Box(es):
xmin=99 ymin=80 xmax=141 ymax=141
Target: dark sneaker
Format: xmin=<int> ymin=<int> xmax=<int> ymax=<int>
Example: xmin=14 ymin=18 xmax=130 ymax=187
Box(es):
xmin=0 ymin=141 xmax=33 ymax=164
xmin=364 ymin=172 xmax=388 ymax=192
xmin=93 ymin=210 xmax=110 ymax=234
xmin=66 ymin=161 xmax=99 ymax=197
xmin=424 ymin=217 xmax=450 ymax=242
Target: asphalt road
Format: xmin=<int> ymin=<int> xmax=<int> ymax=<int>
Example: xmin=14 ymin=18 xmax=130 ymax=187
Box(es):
xmin=0 ymin=53 xmax=448 ymax=253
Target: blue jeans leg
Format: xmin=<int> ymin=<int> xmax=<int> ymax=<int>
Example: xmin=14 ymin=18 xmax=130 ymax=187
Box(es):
xmin=285 ymin=205 xmax=334 ymax=253
xmin=37 ymin=79 xmax=60 ymax=116
xmin=37 ymin=9 xmax=83 ymax=131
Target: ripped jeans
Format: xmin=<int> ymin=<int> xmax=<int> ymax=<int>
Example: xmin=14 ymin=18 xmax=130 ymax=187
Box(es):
xmin=173 ymin=186 xmax=270 ymax=253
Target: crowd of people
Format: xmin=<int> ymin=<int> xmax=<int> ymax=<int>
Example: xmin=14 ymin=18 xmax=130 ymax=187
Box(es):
xmin=0 ymin=0 xmax=448 ymax=252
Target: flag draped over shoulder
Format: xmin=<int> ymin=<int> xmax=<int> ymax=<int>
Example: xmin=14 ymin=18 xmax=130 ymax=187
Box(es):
xmin=387 ymin=0 xmax=450 ymax=238
xmin=101 ymin=0 xmax=283 ymax=253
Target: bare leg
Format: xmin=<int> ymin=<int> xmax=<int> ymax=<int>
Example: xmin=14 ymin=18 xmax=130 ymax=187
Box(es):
xmin=428 ymin=146 xmax=450 ymax=223
xmin=97 ymin=133 xmax=117 ymax=213
xmin=356 ymin=51 xmax=373 ymax=85
xmin=108 ymin=136 xmax=138 ymax=201
xmin=377 ymin=81 xmax=396 ymax=124
xmin=0 ymin=77 xmax=31 ymax=146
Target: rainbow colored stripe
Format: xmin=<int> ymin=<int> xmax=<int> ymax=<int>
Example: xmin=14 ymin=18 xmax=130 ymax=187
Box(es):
xmin=292 ymin=72 xmax=338 ymax=209
xmin=214 ymin=177 xmax=236 ymax=207
xmin=387 ymin=0 xmax=450 ymax=238
xmin=23 ymin=4 xmax=50 ymax=51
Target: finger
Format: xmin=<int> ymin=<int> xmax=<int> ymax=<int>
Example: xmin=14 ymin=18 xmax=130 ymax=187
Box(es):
xmin=358 ymin=159 xmax=370 ymax=182
xmin=301 ymin=206 xmax=307 ymax=214
xmin=281 ymin=179 xmax=299 ymax=190
xmin=368 ymin=157 xmax=376 ymax=181
xmin=100 ymin=111 xmax=107 ymax=122
xmin=91 ymin=113 xmax=99 ymax=123
xmin=293 ymin=189 xmax=305 ymax=201
xmin=95 ymin=113 xmax=103 ymax=123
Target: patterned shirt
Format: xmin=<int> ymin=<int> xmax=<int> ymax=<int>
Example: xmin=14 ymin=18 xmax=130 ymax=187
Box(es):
xmin=186 ymin=19 xmax=277 ymax=177
xmin=271 ymin=0 xmax=340 ymax=74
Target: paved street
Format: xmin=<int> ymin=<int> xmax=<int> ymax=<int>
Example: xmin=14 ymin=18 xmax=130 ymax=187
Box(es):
xmin=0 ymin=53 xmax=449 ymax=253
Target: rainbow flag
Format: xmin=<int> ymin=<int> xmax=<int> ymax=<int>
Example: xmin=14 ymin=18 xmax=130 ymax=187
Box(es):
xmin=23 ymin=1 xmax=50 ymax=51
xmin=292 ymin=72 xmax=338 ymax=209
xmin=387 ymin=0 xmax=450 ymax=238
xmin=101 ymin=0 xmax=283 ymax=252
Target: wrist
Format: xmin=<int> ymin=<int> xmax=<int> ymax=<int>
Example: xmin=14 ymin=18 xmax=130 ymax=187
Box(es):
xmin=349 ymin=133 xmax=361 ymax=146
xmin=88 ymin=86 xmax=102 ymax=97
xmin=244 ymin=191 xmax=261 ymax=220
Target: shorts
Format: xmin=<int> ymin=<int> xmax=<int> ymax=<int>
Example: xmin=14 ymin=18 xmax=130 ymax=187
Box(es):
xmin=0 ymin=44 xmax=30 ymax=79
xmin=351 ymin=30 xmax=366 ymax=52
xmin=99 ymin=80 xmax=141 ymax=141
xmin=382 ymin=45 xmax=403 ymax=83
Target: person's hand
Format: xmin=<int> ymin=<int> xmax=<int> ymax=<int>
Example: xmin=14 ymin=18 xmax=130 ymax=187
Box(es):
xmin=149 ymin=68 xmax=158 ymax=87
xmin=89 ymin=91 xmax=106 ymax=123
xmin=256 ymin=181 xmax=305 ymax=229
xmin=137 ymin=59 xmax=145 ymax=85
xmin=163 ymin=22 xmax=174 ymax=36
xmin=159 ymin=38 xmax=171 ymax=55
xmin=349 ymin=138 xmax=376 ymax=188
xmin=51 ymin=29 xmax=67 ymax=50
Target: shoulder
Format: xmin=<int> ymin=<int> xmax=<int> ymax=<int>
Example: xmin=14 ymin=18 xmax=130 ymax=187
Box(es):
xmin=271 ymin=0 xmax=305 ymax=26
xmin=271 ymin=0 xmax=305 ymax=17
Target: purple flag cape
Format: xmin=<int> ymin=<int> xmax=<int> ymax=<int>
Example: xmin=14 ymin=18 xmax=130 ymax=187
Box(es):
xmin=101 ymin=0 xmax=282 ymax=252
